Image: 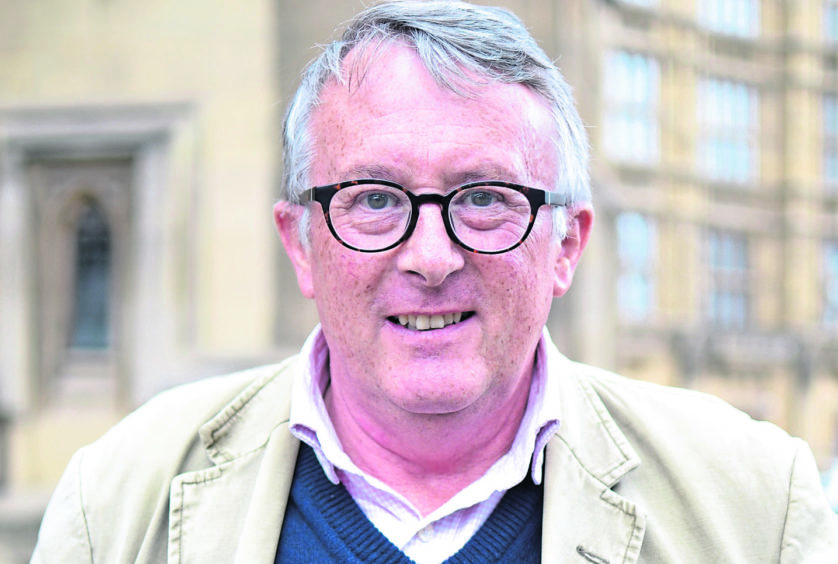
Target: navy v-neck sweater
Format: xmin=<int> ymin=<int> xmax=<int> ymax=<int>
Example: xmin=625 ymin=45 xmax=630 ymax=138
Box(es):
xmin=275 ymin=444 xmax=543 ymax=563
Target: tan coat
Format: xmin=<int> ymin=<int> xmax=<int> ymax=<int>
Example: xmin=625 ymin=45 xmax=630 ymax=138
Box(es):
xmin=32 ymin=339 xmax=838 ymax=563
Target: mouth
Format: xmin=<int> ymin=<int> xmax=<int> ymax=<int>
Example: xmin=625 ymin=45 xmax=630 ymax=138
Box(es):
xmin=388 ymin=312 xmax=475 ymax=331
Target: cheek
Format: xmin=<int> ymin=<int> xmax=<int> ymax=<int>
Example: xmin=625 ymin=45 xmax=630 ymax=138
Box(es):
xmin=488 ymin=239 xmax=556 ymax=326
xmin=479 ymin=264 xmax=531 ymax=321
xmin=309 ymin=234 xmax=387 ymax=322
xmin=312 ymin=251 xmax=358 ymax=306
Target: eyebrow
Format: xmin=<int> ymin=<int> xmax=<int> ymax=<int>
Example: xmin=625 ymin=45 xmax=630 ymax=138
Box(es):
xmin=457 ymin=167 xmax=518 ymax=184
xmin=341 ymin=164 xmax=398 ymax=180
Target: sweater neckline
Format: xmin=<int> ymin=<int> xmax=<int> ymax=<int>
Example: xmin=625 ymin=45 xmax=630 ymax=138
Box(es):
xmin=289 ymin=444 xmax=544 ymax=563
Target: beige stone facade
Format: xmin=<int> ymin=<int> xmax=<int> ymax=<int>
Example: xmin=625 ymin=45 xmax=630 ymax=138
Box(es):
xmin=1 ymin=0 xmax=836 ymax=560
xmin=560 ymin=0 xmax=838 ymax=469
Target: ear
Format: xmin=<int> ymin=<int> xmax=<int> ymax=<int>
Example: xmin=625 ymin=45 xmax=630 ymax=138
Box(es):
xmin=553 ymin=203 xmax=594 ymax=298
xmin=274 ymin=200 xmax=315 ymax=299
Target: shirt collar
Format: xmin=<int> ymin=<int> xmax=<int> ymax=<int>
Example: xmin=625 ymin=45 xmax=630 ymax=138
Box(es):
xmin=289 ymin=325 xmax=561 ymax=486
xmin=288 ymin=326 xmax=345 ymax=484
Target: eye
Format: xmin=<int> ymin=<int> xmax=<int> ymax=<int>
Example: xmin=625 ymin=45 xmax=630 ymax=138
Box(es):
xmin=362 ymin=191 xmax=397 ymax=210
xmin=466 ymin=190 xmax=500 ymax=207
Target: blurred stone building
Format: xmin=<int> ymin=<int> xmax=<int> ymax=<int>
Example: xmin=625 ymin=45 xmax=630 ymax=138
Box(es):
xmin=562 ymin=0 xmax=838 ymax=465
xmin=0 ymin=0 xmax=836 ymax=560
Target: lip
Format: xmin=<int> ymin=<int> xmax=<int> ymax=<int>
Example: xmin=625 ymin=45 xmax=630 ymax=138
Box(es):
xmin=386 ymin=311 xmax=476 ymax=332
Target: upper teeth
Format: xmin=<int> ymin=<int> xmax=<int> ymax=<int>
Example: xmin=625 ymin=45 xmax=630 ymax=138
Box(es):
xmin=397 ymin=313 xmax=463 ymax=331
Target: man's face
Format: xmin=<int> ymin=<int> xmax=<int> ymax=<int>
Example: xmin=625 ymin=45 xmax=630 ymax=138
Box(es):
xmin=277 ymin=45 xmax=591 ymax=424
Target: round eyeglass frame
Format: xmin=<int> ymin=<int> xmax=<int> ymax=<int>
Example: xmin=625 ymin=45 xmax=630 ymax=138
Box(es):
xmin=298 ymin=178 xmax=570 ymax=254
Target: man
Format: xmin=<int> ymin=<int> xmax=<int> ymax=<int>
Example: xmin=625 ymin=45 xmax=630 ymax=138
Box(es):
xmin=33 ymin=1 xmax=838 ymax=562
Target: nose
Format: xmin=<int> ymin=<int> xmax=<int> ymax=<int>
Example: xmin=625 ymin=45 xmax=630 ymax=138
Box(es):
xmin=396 ymin=203 xmax=465 ymax=287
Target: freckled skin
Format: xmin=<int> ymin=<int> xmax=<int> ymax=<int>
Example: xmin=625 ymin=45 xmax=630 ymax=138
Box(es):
xmin=276 ymin=44 xmax=592 ymax=508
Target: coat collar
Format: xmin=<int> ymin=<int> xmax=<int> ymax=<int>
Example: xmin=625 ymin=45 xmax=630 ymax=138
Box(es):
xmin=541 ymin=339 xmax=646 ymax=563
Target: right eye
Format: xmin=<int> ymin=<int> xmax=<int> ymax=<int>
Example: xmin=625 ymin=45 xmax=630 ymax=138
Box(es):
xmin=361 ymin=191 xmax=397 ymax=210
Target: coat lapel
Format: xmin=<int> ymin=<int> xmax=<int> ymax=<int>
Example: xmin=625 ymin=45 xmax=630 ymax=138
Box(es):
xmin=166 ymin=362 xmax=302 ymax=564
xmin=541 ymin=439 xmax=646 ymax=563
xmin=541 ymin=345 xmax=646 ymax=563
xmin=233 ymin=427 xmax=299 ymax=563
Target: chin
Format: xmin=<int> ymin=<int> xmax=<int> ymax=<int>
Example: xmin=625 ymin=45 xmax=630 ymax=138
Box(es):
xmin=396 ymin=398 xmax=473 ymax=417
xmin=387 ymin=378 xmax=488 ymax=416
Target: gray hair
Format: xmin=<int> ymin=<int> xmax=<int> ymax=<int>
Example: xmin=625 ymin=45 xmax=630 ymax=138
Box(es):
xmin=282 ymin=0 xmax=591 ymax=239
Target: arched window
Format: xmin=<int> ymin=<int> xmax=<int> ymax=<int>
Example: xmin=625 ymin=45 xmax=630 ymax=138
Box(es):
xmin=69 ymin=200 xmax=111 ymax=349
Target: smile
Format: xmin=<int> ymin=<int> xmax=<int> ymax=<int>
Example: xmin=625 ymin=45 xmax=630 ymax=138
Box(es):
xmin=389 ymin=312 xmax=474 ymax=331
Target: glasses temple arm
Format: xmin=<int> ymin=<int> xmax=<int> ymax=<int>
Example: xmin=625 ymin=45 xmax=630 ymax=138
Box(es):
xmin=544 ymin=191 xmax=571 ymax=207
xmin=297 ymin=189 xmax=315 ymax=204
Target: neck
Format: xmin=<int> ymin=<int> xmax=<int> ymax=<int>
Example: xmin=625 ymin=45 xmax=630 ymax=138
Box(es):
xmin=324 ymin=370 xmax=533 ymax=516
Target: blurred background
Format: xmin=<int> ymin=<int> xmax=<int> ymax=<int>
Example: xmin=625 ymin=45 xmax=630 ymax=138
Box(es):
xmin=1 ymin=0 xmax=838 ymax=560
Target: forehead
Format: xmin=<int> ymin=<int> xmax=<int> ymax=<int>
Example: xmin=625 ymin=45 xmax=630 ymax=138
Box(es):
xmin=307 ymin=44 xmax=557 ymax=186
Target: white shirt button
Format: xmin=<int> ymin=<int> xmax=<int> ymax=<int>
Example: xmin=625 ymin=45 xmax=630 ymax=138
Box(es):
xmin=417 ymin=523 xmax=435 ymax=542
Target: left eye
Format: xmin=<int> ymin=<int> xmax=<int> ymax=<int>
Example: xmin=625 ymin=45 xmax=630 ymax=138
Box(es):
xmin=466 ymin=190 xmax=500 ymax=207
